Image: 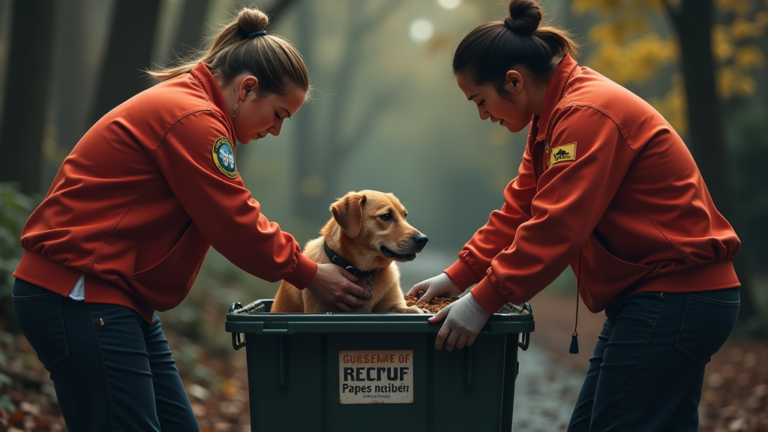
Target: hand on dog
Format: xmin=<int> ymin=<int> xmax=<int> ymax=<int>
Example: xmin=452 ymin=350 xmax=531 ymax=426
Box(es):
xmin=429 ymin=293 xmax=491 ymax=351
xmin=307 ymin=263 xmax=371 ymax=312
xmin=407 ymin=273 xmax=463 ymax=304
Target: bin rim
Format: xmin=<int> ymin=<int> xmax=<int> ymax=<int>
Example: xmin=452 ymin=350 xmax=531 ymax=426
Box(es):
xmin=225 ymin=299 xmax=534 ymax=335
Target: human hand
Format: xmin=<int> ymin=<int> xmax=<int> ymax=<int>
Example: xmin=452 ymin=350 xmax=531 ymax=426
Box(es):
xmin=306 ymin=263 xmax=371 ymax=312
xmin=407 ymin=273 xmax=463 ymax=304
xmin=428 ymin=293 xmax=491 ymax=351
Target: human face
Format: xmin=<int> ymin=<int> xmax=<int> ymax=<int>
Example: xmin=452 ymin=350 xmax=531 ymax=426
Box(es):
xmin=230 ymin=75 xmax=306 ymax=144
xmin=456 ymin=71 xmax=533 ymax=133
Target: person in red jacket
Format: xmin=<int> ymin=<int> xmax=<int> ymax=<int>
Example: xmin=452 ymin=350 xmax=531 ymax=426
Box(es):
xmin=408 ymin=0 xmax=740 ymax=430
xmin=12 ymin=8 xmax=370 ymax=431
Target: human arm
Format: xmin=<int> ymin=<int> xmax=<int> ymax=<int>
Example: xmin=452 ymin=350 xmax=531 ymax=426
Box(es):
xmin=152 ymin=111 xmax=367 ymax=303
xmin=469 ymin=105 xmax=639 ymax=312
xmin=441 ymin=143 xmax=539 ymax=292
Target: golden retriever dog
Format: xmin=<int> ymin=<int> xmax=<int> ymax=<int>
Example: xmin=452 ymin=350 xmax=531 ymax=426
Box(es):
xmin=272 ymin=190 xmax=428 ymax=313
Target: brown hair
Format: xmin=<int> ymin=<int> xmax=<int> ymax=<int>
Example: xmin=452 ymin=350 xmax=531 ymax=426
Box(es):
xmin=148 ymin=7 xmax=309 ymax=96
xmin=453 ymin=0 xmax=578 ymax=92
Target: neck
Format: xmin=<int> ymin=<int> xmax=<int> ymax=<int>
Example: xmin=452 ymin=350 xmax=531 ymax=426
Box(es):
xmin=213 ymin=71 xmax=236 ymax=118
xmin=531 ymin=80 xmax=550 ymax=117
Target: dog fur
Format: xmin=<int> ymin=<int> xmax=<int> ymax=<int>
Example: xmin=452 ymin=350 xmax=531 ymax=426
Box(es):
xmin=272 ymin=190 xmax=426 ymax=314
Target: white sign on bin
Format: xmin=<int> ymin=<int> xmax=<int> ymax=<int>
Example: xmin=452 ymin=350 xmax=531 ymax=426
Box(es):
xmin=339 ymin=350 xmax=414 ymax=404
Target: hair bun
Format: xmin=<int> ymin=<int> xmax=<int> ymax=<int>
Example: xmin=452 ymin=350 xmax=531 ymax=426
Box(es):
xmin=237 ymin=7 xmax=269 ymax=33
xmin=504 ymin=0 xmax=542 ymax=35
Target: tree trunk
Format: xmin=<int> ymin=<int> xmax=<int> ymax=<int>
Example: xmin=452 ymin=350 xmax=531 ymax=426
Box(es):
xmin=89 ymin=0 xmax=161 ymax=126
xmin=293 ymin=1 xmax=328 ymax=223
xmin=292 ymin=0 xmax=401 ymax=223
xmin=0 ymin=0 xmax=57 ymax=194
xmin=168 ymin=0 xmax=211 ymax=61
xmin=52 ymin=0 xmax=90 ymax=151
xmin=665 ymin=0 xmax=758 ymax=320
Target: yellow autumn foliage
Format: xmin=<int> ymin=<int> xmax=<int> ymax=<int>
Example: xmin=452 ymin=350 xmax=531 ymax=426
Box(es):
xmin=588 ymin=18 xmax=649 ymax=43
xmin=650 ymin=73 xmax=687 ymax=134
xmin=587 ymin=34 xmax=676 ymax=85
xmin=735 ymin=45 xmax=767 ymax=70
xmin=715 ymin=0 xmax=751 ymax=15
xmin=717 ymin=65 xmax=757 ymax=98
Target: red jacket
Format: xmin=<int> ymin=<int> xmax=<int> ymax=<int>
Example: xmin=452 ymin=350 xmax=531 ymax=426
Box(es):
xmin=14 ymin=63 xmax=317 ymax=322
xmin=445 ymin=55 xmax=740 ymax=314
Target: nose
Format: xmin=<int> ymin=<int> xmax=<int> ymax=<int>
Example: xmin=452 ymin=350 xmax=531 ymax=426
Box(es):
xmin=270 ymin=121 xmax=283 ymax=137
xmin=479 ymin=109 xmax=490 ymax=121
xmin=413 ymin=233 xmax=428 ymax=249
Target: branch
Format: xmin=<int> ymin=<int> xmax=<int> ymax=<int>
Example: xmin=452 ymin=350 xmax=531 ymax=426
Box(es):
xmin=351 ymin=0 xmax=406 ymax=41
xmin=337 ymin=91 xmax=397 ymax=155
xmin=660 ymin=0 xmax=682 ymax=31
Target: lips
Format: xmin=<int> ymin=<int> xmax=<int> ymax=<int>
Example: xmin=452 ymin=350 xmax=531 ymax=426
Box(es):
xmin=380 ymin=246 xmax=417 ymax=262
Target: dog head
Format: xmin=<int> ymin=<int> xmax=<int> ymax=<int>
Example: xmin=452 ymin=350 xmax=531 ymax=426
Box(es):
xmin=325 ymin=190 xmax=428 ymax=264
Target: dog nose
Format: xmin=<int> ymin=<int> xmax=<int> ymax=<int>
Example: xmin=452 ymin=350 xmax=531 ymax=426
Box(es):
xmin=413 ymin=234 xmax=428 ymax=248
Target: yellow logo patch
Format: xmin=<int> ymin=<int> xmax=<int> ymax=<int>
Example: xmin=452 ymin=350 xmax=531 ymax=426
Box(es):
xmin=549 ymin=142 xmax=577 ymax=167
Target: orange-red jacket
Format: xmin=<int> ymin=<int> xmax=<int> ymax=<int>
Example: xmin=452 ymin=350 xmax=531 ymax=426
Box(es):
xmin=445 ymin=54 xmax=740 ymax=314
xmin=14 ymin=62 xmax=317 ymax=322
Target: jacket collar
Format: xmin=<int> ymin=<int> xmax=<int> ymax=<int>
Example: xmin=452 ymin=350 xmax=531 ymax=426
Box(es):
xmin=190 ymin=62 xmax=235 ymax=136
xmin=533 ymin=54 xmax=579 ymax=143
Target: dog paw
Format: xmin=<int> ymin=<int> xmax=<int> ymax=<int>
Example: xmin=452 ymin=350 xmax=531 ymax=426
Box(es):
xmin=405 ymin=305 xmax=425 ymax=314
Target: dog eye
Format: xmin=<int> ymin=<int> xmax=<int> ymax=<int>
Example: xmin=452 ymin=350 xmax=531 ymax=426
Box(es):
xmin=379 ymin=213 xmax=392 ymax=221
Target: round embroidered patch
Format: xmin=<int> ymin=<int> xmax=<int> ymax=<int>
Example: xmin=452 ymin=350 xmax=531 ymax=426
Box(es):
xmin=212 ymin=137 xmax=237 ymax=179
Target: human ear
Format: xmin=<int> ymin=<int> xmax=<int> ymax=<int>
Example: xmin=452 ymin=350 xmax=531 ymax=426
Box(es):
xmin=330 ymin=192 xmax=367 ymax=238
xmin=503 ymin=70 xmax=523 ymax=95
xmin=239 ymin=76 xmax=259 ymax=99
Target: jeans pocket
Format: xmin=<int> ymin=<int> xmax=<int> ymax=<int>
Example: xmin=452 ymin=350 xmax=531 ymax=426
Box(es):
xmin=12 ymin=280 xmax=70 ymax=369
xmin=675 ymin=290 xmax=739 ymax=364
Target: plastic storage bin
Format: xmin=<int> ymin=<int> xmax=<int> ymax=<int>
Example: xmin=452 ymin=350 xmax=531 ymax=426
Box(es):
xmin=226 ymin=299 xmax=534 ymax=432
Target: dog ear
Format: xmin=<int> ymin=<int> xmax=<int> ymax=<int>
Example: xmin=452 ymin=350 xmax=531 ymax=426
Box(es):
xmin=331 ymin=192 xmax=367 ymax=238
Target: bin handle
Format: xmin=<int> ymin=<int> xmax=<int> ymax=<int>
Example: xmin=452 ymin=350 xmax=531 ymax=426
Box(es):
xmin=517 ymin=302 xmax=532 ymax=351
xmin=229 ymin=302 xmax=246 ymax=351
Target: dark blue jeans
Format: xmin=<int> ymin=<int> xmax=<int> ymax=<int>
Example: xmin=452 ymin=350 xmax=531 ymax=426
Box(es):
xmin=12 ymin=278 xmax=199 ymax=432
xmin=568 ymin=288 xmax=740 ymax=431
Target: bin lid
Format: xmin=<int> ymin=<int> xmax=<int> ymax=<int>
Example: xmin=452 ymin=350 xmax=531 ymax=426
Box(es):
xmin=225 ymin=299 xmax=534 ymax=335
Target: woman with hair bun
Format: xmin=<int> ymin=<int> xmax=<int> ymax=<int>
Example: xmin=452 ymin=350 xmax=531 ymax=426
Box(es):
xmin=12 ymin=7 xmax=370 ymax=431
xmin=410 ymin=0 xmax=740 ymax=429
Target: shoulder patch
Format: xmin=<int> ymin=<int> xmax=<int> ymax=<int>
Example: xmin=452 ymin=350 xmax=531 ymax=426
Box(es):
xmin=549 ymin=142 xmax=577 ymax=167
xmin=212 ymin=137 xmax=237 ymax=179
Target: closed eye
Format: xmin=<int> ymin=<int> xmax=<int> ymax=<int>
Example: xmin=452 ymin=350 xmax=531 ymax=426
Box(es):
xmin=478 ymin=100 xmax=485 ymax=107
xmin=275 ymin=112 xmax=281 ymax=121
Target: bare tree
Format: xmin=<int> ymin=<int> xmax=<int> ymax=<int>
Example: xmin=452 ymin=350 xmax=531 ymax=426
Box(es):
xmin=168 ymin=0 xmax=212 ymax=61
xmin=0 ymin=0 xmax=57 ymax=194
xmin=294 ymin=0 xmax=402 ymax=223
xmin=662 ymin=0 xmax=757 ymax=321
xmin=89 ymin=0 xmax=162 ymax=126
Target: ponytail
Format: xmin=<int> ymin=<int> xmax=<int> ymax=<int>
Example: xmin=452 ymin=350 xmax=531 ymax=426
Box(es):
xmin=147 ymin=7 xmax=308 ymax=96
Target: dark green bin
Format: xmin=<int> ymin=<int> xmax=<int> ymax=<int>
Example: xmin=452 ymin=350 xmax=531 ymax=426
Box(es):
xmin=226 ymin=300 xmax=534 ymax=432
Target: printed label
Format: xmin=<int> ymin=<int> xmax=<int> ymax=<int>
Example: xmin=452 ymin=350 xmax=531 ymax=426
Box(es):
xmin=339 ymin=350 xmax=413 ymax=404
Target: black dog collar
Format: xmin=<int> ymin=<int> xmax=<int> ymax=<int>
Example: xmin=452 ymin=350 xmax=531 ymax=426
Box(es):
xmin=323 ymin=242 xmax=377 ymax=279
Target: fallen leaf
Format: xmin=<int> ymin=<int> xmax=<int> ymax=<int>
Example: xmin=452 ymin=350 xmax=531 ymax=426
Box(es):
xmin=8 ymin=410 xmax=23 ymax=425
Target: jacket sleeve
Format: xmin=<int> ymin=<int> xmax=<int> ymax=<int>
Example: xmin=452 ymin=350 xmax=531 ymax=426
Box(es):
xmin=444 ymin=142 xmax=537 ymax=290
xmin=151 ymin=110 xmax=317 ymax=288
xmin=470 ymin=106 xmax=639 ymax=313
